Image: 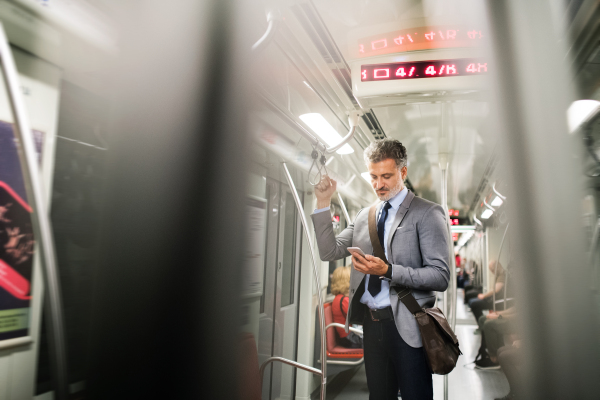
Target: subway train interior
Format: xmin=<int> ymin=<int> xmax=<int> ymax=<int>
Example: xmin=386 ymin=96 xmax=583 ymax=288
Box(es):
xmin=0 ymin=0 xmax=599 ymax=399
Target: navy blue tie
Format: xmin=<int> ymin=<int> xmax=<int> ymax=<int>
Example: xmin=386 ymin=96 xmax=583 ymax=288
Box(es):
xmin=368 ymin=201 xmax=392 ymax=297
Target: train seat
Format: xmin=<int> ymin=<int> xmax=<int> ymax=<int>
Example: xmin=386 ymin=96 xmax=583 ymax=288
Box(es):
xmin=239 ymin=332 xmax=261 ymax=400
xmin=324 ymin=302 xmax=364 ymax=360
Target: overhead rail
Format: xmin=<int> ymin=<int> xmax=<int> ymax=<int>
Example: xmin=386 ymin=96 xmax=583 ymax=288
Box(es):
xmin=0 ymin=23 xmax=69 ymax=400
xmin=252 ymin=10 xmax=282 ymax=53
xmin=258 ymin=93 xmax=361 ymax=157
xmin=263 ymin=162 xmax=327 ymax=400
xmin=493 ymin=223 xmax=510 ymax=312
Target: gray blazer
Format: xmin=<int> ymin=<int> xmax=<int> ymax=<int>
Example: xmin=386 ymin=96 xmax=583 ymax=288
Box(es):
xmin=311 ymin=190 xmax=450 ymax=348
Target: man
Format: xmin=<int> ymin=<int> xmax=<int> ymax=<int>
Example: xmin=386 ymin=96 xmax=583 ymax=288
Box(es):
xmin=312 ymin=139 xmax=449 ymax=400
xmin=468 ymin=260 xmax=505 ymax=323
xmin=475 ymin=307 xmax=518 ymax=370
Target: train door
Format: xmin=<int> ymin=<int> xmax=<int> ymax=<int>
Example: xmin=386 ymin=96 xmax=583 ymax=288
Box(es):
xmin=258 ymin=174 xmax=303 ymax=400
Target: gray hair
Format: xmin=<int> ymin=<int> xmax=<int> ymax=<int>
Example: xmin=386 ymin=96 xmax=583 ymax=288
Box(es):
xmin=363 ymin=139 xmax=407 ymax=169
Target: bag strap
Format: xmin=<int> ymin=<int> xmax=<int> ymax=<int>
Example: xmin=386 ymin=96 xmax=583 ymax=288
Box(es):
xmin=339 ymin=295 xmax=347 ymax=318
xmin=367 ymin=204 xmax=424 ymax=316
xmin=396 ymin=288 xmax=425 ymax=315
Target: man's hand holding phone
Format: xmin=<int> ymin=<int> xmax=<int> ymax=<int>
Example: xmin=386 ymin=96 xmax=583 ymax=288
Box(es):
xmin=348 ymin=247 xmax=389 ymax=276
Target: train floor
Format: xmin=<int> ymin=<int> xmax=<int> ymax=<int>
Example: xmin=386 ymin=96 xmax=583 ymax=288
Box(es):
xmin=326 ymin=290 xmax=510 ymax=400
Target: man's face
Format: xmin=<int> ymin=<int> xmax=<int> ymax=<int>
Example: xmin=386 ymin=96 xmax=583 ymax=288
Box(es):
xmin=367 ymin=158 xmax=408 ymax=201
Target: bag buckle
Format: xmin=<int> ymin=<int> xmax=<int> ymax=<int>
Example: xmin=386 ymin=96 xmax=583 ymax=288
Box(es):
xmin=369 ymin=309 xmax=380 ymax=321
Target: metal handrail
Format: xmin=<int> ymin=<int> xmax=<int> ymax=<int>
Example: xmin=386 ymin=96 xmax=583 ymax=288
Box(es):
xmin=337 ymin=193 xmax=351 ymax=224
xmin=483 ymin=198 xmax=496 ymax=212
xmin=319 ymin=323 xmax=365 ymax=366
xmin=325 ymin=125 xmax=356 ymax=154
xmin=281 ymin=162 xmax=327 ymax=400
xmin=252 ymin=10 xmax=282 ymax=53
xmin=260 ymin=357 xmax=322 ymax=381
xmin=325 ymin=322 xmax=363 ymax=335
xmin=325 ymin=358 xmax=364 ymax=366
xmin=0 ymin=23 xmax=69 ymax=400
xmin=492 ymin=182 xmax=506 ymax=200
xmin=258 ymin=92 xmax=360 ymax=157
xmin=492 ymin=224 xmax=510 ymax=312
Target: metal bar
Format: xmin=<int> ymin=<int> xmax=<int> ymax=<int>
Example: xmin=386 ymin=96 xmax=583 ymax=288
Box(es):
xmin=325 ymin=322 xmax=363 ymax=335
xmin=252 ymin=10 xmax=282 ymax=52
xmin=492 ymin=224 xmax=509 ymax=312
xmin=259 ymin=92 xmax=327 ymax=153
xmin=282 ymin=162 xmax=327 ymax=400
xmin=336 ymin=193 xmax=351 ymax=224
xmin=439 ymin=160 xmax=456 ymax=400
xmin=324 ymin=125 xmax=356 ymax=154
xmin=260 ymin=357 xmax=322 ymax=382
xmin=492 ymin=182 xmax=506 ymax=200
xmin=483 ymin=198 xmax=496 ymax=212
xmin=323 ymin=358 xmax=364 ymax=366
xmin=0 ymin=23 xmax=69 ymax=400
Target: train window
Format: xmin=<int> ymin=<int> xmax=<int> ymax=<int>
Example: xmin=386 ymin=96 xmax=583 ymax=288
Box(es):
xmin=281 ymin=191 xmax=297 ymax=307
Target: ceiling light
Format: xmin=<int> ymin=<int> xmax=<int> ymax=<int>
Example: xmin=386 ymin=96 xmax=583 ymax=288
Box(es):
xmin=567 ymin=100 xmax=600 ymax=134
xmin=481 ymin=209 xmax=493 ymax=219
xmin=491 ymin=196 xmax=503 ymax=207
xmin=299 ymin=113 xmax=354 ymax=154
xmin=361 ymin=172 xmax=371 ymax=182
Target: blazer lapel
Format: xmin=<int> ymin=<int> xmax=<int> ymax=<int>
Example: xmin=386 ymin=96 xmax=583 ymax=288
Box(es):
xmin=386 ymin=190 xmax=415 ymax=252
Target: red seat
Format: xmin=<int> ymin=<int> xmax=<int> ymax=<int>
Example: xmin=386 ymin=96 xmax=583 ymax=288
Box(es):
xmin=239 ymin=333 xmax=261 ymax=400
xmin=324 ymin=302 xmax=364 ymax=359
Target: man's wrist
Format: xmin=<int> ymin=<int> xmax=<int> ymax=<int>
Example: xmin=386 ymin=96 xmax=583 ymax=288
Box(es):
xmin=384 ymin=264 xmax=393 ymax=279
xmin=316 ymin=199 xmax=331 ymax=209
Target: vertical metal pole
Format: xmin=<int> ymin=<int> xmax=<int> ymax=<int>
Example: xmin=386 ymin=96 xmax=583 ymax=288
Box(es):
xmin=439 ymin=161 xmax=456 ymax=400
xmin=492 ymin=224 xmax=509 ymax=312
xmin=337 ymin=192 xmax=351 ymax=224
xmin=282 ymin=162 xmax=327 ymax=400
xmin=0 ymin=24 xmax=68 ymax=400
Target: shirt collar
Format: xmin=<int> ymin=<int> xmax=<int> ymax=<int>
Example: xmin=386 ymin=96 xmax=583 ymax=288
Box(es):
xmin=387 ymin=186 xmax=408 ymax=210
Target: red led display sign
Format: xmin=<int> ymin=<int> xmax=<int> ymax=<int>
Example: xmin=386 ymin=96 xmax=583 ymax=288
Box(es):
xmin=360 ymin=58 xmax=487 ymax=82
xmin=355 ymin=25 xmax=485 ymax=58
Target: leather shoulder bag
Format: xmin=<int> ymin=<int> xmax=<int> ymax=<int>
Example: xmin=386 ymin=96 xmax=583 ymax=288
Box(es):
xmin=367 ymin=204 xmax=461 ymax=375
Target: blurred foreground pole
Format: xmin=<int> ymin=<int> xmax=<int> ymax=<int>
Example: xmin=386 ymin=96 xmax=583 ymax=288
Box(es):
xmin=486 ymin=1 xmax=600 ymax=399
xmin=87 ymin=1 xmax=252 ymax=398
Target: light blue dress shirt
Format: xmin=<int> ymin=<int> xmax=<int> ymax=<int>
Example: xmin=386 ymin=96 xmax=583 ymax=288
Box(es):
xmin=314 ymin=187 xmax=408 ymax=310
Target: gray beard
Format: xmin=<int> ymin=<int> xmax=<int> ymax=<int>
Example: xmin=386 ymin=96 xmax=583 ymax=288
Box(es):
xmin=377 ymin=179 xmax=404 ymax=201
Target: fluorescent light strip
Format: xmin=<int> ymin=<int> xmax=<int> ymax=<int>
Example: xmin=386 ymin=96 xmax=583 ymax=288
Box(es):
xmin=491 ymin=196 xmax=503 ymax=207
xmin=299 ymin=113 xmax=354 ymax=155
xmin=451 ymin=225 xmax=476 ymax=232
xmin=481 ymin=209 xmax=493 ymax=219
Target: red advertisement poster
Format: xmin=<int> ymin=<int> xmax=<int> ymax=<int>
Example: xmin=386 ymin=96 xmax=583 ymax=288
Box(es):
xmin=0 ymin=121 xmax=43 ymax=341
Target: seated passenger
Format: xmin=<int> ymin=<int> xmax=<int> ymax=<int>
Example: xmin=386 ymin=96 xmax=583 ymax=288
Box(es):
xmin=468 ymin=260 xmax=505 ymax=322
xmin=496 ymin=340 xmax=523 ymax=400
xmin=475 ymin=306 xmax=518 ymax=369
xmin=331 ymin=265 xmax=363 ymax=348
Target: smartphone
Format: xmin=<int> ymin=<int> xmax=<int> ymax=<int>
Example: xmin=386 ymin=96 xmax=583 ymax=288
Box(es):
xmin=347 ymin=247 xmax=366 ymax=257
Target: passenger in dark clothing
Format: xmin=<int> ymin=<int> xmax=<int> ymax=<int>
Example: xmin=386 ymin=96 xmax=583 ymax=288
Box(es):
xmin=496 ymin=342 xmax=523 ymax=400
xmin=468 ymin=260 xmax=505 ymax=321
